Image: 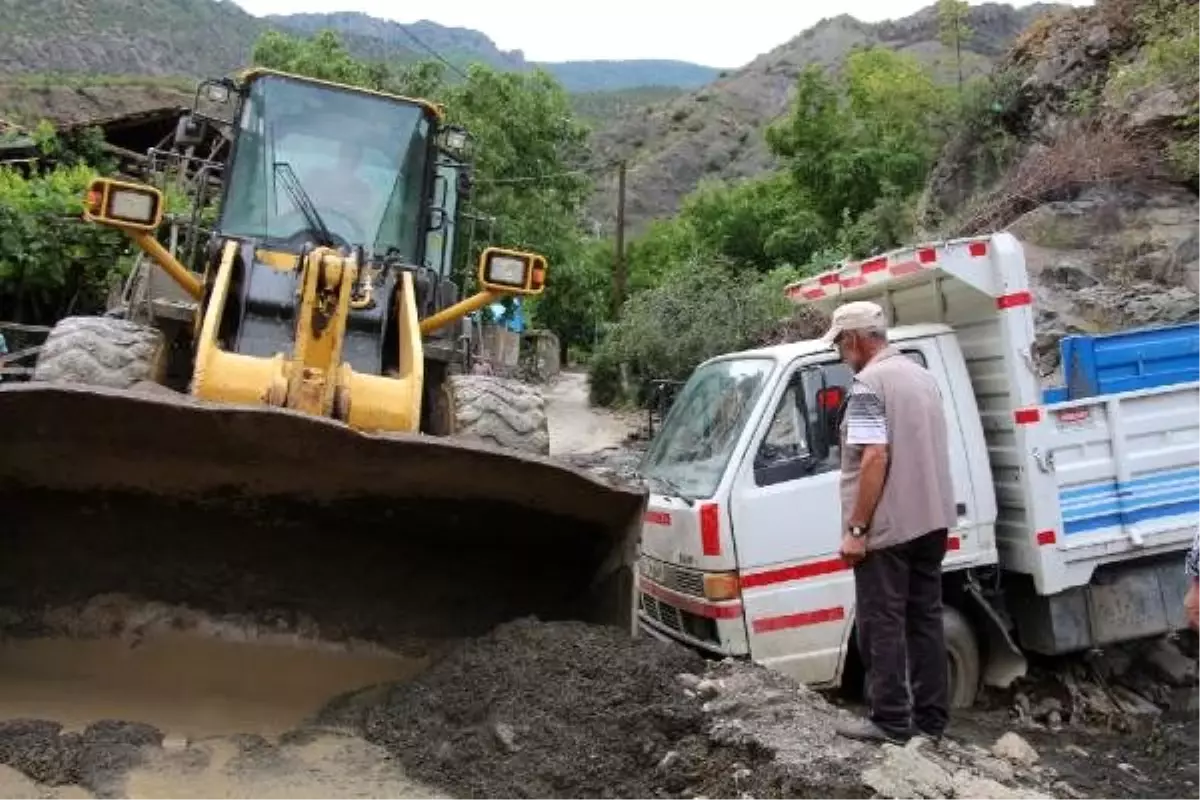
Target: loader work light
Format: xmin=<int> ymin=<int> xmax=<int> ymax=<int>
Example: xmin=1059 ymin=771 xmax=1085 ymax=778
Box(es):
xmin=478 ymin=247 xmax=547 ymax=296
xmin=83 ymin=178 xmax=164 ymax=232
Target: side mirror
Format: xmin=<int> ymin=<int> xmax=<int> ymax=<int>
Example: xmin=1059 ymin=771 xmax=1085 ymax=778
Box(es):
xmin=174 ymin=114 xmax=206 ymax=148
xmin=428 ymin=207 xmax=447 ymax=232
xmin=814 ymin=385 xmax=845 ymax=458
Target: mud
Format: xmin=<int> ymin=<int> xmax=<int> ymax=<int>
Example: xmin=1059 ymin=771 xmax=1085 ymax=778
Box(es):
xmin=543 ymin=371 xmax=641 ymax=457
xmin=0 ymin=607 xmax=425 ymax=738
xmin=313 ymin=618 xmax=817 ymax=799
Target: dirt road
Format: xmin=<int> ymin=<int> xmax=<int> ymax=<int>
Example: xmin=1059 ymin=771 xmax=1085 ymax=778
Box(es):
xmin=543 ymin=370 xmax=640 ymax=455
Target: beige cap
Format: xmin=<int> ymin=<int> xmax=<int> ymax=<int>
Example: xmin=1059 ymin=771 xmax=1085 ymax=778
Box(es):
xmin=821 ymin=300 xmax=888 ymax=344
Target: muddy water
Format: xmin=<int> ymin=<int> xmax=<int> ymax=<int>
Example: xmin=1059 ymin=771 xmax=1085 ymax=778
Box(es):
xmin=0 ymin=632 xmax=426 ymax=738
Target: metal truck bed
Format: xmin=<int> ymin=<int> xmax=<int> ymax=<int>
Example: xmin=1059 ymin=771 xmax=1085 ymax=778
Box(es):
xmin=785 ymin=233 xmax=1200 ymax=610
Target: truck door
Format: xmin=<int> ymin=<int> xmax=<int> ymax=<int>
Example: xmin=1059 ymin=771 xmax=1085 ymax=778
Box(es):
xmin=727 ymin=357 xmax=856 ymax=686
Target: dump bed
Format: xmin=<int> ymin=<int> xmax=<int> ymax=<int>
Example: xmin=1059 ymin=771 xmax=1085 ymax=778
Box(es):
xmin=785 ymin=232 xmax=1200 ymax=597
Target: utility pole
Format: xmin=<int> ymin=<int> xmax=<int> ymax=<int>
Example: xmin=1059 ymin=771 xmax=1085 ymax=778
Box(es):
xmin=612 ymin=160 xmax=627 ymax=318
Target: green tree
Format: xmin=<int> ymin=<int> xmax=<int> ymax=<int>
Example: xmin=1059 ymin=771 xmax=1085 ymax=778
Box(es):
xmin=767 ymin=49 xmax=949 ymax=236
xmin=252 ymin=30 xmax=390 ymax=90
xmin=0 ymin=163 xmax=134 ymax=324
xmin=937 ymin=0 xmax=974 ymax=94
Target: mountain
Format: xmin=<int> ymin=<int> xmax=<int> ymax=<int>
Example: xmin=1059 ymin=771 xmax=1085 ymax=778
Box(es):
xmin=0 ymin=1 xmax=718 ymax=94
xmin=587 ymin=2 xmax=1067 ymax=233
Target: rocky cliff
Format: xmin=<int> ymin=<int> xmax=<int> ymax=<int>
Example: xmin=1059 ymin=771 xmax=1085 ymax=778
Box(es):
xmin=588 ymin=2 xmax=1064 ymax=233
xmin=918 ymin=0 xmax=1198 ymax=375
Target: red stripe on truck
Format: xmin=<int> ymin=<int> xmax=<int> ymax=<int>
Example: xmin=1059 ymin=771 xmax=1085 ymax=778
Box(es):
xmin=997 ymin=290 xmax=1033 ymax=309
xmin=741 ymin=557 xmax=849 ymax=589
xmin=752 ymin=606 xmax=845 ymax=633
xmin=640 ymin=578 xmax=742 ymax=620
xmin=644 ymin=511 xmax=671 ymax=526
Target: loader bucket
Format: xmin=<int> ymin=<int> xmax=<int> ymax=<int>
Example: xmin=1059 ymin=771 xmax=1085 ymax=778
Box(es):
xmin=0 ymin=383 xmax=646 ymax=658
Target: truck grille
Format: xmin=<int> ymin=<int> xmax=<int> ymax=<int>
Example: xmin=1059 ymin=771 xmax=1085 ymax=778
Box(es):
xmin=639 ymin=592 xmax=720 ymax=645
xmin=638 ymin=556 xmax=704 ymax=598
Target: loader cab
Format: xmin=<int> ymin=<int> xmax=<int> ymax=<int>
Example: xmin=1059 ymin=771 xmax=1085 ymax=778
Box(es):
xmin=215 ymin=70 xmax=447 ymax=265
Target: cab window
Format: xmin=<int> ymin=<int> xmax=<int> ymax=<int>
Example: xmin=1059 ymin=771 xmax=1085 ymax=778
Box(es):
xmin=753 ymin=349 xmax=928 ymax=486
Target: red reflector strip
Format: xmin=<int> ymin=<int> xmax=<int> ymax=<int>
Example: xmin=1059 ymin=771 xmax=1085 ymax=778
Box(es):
xmin=997 ymin=290 xmax=1033 ymax=309
xmin=946 ymin=536 xmax=961 ymax=551
xmin=699 ymin=502 xmax=721 ymax=557
xmin=841 ymin=276 xmax=866 ymax=288
xmin=968 ymin=241 xmax=988 ymax=257
xmin=644 ymin=511 xmax=671 ymax=526
xmin=819 ymin=272 xmax=840 ymax=286
xmin=752 ymin=606 xmax=845 ymax=634
xmin=917 ymin=248 xmax=937 ymax=263
xmin=862 ymin=257 xmax=887 ymax=273
xmin=802 ymin=288 xmax=824 ymax=300
xmin=1014 ymin=408 xmax=1041 ymax=425
xmin=741 ymin=557 xmax=849 ymax=589
xmin=1036 ymin=530 xmax=1057 ymax=546
xmin=890 ymin=261 xmax=921 ymax=277
xmin=641 ymin=579 xmax=742 ymax=620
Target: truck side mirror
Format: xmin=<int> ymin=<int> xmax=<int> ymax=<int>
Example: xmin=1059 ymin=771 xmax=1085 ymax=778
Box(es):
xmin=814 ymin=385 xmax=845 ymax=457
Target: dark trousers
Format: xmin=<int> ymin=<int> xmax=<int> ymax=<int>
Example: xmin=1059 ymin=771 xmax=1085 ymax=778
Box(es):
xmin=853 ymin=528 xmax=949 ymax=736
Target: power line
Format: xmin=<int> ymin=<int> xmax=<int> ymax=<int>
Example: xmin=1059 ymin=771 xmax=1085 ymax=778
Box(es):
xmin=476 ymin=160 xmax=626 ymax=186
xmin=393 ymin=24 xmax=469 ymax=81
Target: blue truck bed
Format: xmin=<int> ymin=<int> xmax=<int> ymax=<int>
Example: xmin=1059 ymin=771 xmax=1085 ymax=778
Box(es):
xmin=1043 ymin=321 xmax=1200 ymax=404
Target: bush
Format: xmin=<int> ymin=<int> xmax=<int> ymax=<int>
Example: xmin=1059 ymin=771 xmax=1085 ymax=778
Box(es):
xmin=589 ymin=261 xmax=803 ymax=407
xmin=0 ymin=164 xmax=134 ymax=324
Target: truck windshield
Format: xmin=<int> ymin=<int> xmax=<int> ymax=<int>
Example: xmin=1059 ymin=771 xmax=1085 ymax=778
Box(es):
xmin=640 ymin=357 xmax=775 ymax=499
xmin=220 ymin=74 xmax=432 ymax=259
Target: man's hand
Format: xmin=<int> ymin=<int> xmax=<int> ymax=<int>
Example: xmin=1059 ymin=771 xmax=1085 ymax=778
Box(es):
xmin=1185 ymin=580 xmax=1199 ymax=630
xmin=840 ymin=529 xmax=867 ymax=566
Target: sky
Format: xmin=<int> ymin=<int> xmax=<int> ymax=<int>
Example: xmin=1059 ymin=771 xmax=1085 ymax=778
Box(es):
xmin=233 ymin=0 xmax=1093 ymax=68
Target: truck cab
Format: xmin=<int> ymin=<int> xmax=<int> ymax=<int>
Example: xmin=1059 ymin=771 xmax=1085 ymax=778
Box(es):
xmin=636 ymin=232 xmax=1199 ymax=707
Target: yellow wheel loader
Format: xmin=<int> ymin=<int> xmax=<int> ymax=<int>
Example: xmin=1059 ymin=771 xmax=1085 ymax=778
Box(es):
xmin=0 ymin=70 xmax=644 ymax=714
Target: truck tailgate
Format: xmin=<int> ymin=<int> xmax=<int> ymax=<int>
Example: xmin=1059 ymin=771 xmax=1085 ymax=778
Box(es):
xmin=1015 ymin=382 xmax=1200 ymax=594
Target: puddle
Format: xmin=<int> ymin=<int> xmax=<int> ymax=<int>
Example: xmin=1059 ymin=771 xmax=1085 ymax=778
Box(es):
xmin=0 ymin=632 xmax=426 ymax=739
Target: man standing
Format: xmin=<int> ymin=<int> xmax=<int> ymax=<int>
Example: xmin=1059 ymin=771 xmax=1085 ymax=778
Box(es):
xmin=823 ymin=301 xmax=958 ymax=744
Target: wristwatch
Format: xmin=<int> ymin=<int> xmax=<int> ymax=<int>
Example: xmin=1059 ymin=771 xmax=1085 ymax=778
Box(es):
xmin=849 ymin=524 xmax=868 ymax=539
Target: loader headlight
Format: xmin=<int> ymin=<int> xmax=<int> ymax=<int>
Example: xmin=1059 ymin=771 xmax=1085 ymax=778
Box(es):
xmin=478 ymin=248 xmax=548 ymax=296
xmin=487 ymin=255 xmax=528 ymax=287
xmin=83 ymin=178 xmax=164 ymax=232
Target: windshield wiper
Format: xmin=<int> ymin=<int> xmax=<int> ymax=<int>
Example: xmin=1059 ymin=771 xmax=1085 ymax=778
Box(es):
xmin=634 ymin=470 xmax=694 ymax=507
xmin=273 ymin=161 xmax=336 ymax=248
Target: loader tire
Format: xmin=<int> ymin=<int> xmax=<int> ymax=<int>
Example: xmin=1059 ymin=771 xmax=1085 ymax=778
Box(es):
xmin=32 ymin=316 xmax=167 ymax=389
xmin=434 ymin=373 xmax=550 ymax=456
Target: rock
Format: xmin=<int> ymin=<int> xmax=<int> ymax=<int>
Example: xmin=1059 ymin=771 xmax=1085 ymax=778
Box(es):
xmin=1061 ymin=744 xmax=1089 ymax=759
xmin=1046 ymin=711 xmax=1063 ymax=729
xmin=1052 ymin=780 xmax=1087 ymax=799
xmin=491 ymin=722 xmax=519 ymax=754
xmin=861 ymin=743 xmax=953 ymax=799
xmin=951 ymin=769 xmax=1027 ymax=799
xmin=1110 ymin=686 xmax=1162 ymax=717
xmin=1033 ymin=697 xmax=1063 ymax=721
xmin=1142 ymin=638 xmax=1198 ymax=687
xmin=677 ymin=673 xmax=702 ymax=691
xmin=657 ymin=751 xmax=680 ymax=771
xmin=695 ymin=679 xmax=721 ymax=700
xmin=973 ymin=755 xmax=1016 ymax=785
xmin=992 ymin=732 xmax=1039 ymax=766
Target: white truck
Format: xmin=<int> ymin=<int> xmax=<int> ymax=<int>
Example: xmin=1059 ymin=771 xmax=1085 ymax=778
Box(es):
xmin=635 ymin=231 xmax=1199 ymax=707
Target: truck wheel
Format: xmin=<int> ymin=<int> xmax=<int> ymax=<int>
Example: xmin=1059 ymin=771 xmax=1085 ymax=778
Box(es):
xmin=32 ymin=316 xmax=167 ymax=389
xmin=944 ymin=605 xmax=981 ymax=709
xmin=431 ymin=373 xmax=550 ymax=457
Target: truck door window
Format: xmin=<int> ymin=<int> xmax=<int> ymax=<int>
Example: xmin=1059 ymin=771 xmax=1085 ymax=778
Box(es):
xmin=798 ymin=348 xmax=929 ymax=473
xmin=753 ymin=375 xmax=813 ymax=486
